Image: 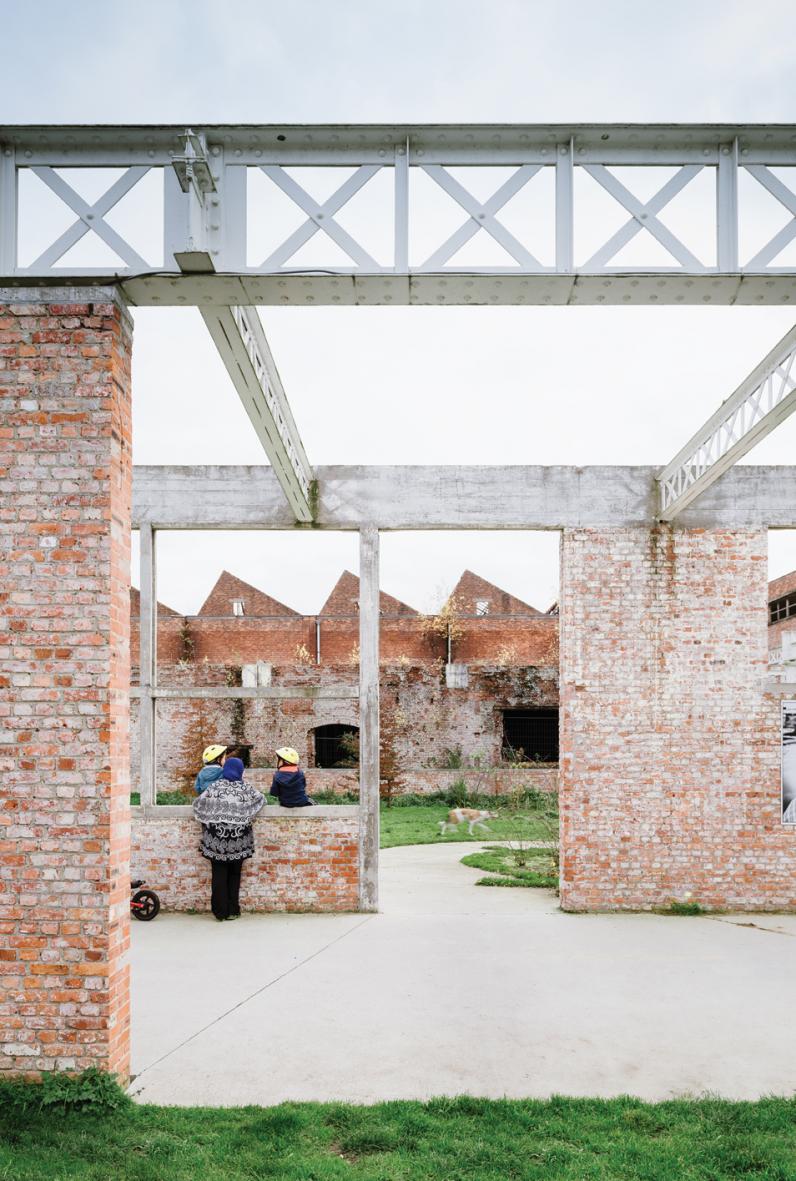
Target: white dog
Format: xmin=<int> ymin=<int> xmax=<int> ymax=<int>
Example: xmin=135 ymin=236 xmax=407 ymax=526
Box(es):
xmin=438 ymin=807 xmax=498 ymax=836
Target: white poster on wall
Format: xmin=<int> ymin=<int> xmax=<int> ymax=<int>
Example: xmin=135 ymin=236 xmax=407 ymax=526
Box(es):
xmin=784 ymin=701 xmax=796 ymax=824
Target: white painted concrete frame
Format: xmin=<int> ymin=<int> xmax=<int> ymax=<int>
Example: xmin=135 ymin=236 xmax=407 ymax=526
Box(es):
xmin=135 ymin=522 xmax=377 ymax=911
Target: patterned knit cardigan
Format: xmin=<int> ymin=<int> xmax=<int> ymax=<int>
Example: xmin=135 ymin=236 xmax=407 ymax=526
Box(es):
xmin=192 ymin=779 xmax=265 ymax=862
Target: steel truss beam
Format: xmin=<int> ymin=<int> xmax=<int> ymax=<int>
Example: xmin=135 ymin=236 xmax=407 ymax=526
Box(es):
xmin=658 ymin=326 xmax=796 ymax=520
xmin=2 ymin=124 xmax=796 ymax=305
xmin=200 ymin=304 xmax=314 ymax=521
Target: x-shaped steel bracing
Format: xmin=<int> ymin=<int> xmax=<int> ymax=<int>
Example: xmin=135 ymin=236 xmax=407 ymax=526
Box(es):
xmin=29 ymin=166 xmax=151 ymax=270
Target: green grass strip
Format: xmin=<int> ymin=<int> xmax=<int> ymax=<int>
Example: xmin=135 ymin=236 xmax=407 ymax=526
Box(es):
xmin=1 ymin=1080 xmax=796 ymax=1180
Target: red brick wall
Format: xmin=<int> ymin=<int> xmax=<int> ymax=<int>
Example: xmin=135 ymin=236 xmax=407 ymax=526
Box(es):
xmin=768 ymin=569 xmax=796 ymax=653
xmin=129 ymin=661 xmax=558 ymax=795
xmin=0 ymin=293 xmax=132 ymax=1077
xmin=131 ymin=810 xmax=359 ymax=911
xmin=559 ymin=526 xmax=796 ymax=912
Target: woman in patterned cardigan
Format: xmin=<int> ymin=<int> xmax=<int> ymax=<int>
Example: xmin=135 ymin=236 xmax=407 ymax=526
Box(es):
xmin=193 ymin=757 xmax=265 ymax=921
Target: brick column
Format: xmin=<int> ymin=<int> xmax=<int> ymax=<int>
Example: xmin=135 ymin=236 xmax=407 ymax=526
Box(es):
xmin=559 ymin=526 xmax=796 ymax=912
xmin=0 ymin=288 xmax=132 ymax=1077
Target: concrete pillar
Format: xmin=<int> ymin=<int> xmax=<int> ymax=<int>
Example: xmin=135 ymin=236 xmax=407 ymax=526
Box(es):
xmin=0 ymin=288 xmax=133 ymax=1076
xmin=559 ymin=525 xmax=796 ymax=912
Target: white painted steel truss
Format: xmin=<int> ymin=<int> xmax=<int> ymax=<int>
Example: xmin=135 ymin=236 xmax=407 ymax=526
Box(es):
xmin=199 ymin=302 xmax=314 ymax=521
xmin=2 ymin=124 xmax=796 ymax=304
xmin=658 ymin=324 xmax=796 ymax=519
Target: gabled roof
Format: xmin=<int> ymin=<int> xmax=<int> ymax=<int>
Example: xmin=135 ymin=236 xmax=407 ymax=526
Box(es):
xmin=769 ymin=569 xmax=796 ymax=603
xmin=319 ymin=570 xmax=418 ymax=616
xmin=447 ymin=570 xmax=542 ymax=617
xmin=130 ymin=586 xmax=180 ymax=617
xmin=197 ymin=571 xmax=300 ymax=617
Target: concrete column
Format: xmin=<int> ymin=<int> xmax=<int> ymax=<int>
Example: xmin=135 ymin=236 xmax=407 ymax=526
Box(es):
xmin=358 ymin=527 xmax=380 ymax=911
xmin=559 ymin=525 xmax=796 ymax=912
xmin=0 ymin=288 xmax=133 ymax=1076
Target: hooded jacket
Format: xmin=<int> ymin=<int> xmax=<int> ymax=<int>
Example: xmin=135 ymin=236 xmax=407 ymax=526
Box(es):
xmin=194 ymin=763 xmax=224 ymax=794
xmin=270 ymin=767 xmax=314 ymax=808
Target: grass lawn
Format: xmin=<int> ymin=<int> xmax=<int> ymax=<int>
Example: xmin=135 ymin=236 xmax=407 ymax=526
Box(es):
xmin=379 ymin=804 xmax=556 ymax=849
xmin=2 ymin=1090 xmax=796 ymax=1180
xmin=129 ymin=795 xmax=557 ymax=852
xmin=460 ymin=845 xmax=558 ymax=888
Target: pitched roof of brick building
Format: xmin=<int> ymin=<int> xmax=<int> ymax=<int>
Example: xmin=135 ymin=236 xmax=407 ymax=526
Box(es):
xmin=129 ymin=586 xmax=179 ymax=617
xmin=769 ymin=569 xmax=796 ymax=603
xmin=197 ymin=571 xmax=300 ymax=617
xmin=448 ymin=570 xmax=542 ymax=616
xmin=319 ymin=571 xmax=418 ymax=617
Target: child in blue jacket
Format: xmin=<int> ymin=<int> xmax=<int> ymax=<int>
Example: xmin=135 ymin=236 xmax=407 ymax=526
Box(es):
xmin=194 ymin=744 xmax=227 ymax=794
xmin=270 ymin=747 xmax=315 ymax=807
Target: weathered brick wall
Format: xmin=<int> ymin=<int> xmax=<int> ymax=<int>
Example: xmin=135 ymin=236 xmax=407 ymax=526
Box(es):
xmin=129 ymin=661 xmax=558 ymax=795
xmin=559 ymin=526 xmax=796 ymax=911
xmin=0 ymin=291 xmax=132 ymax=1076
xmin=131 ymin=809 xmax=359 ymax=911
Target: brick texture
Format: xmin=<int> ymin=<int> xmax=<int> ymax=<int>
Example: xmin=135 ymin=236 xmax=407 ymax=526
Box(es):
xmin=559 ymin=526 xmax=796 ymax=911
xmin=131 ymin=813 xmax=359 ymax=911
xmin=0 ymin=293 xmax=132 ymax=1077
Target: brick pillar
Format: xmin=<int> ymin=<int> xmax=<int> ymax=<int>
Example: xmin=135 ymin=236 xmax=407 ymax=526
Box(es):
xmin=0 ymin=288 xmax=133 ymax=1077
xmin=559 ymin=526 xmax=796 ymax=912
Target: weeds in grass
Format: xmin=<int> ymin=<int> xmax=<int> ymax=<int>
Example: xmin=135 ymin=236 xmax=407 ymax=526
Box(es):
xmin=664 ymin=900 xmax=705 ymax=916
xmin=0 ymin=1068 xmax=129 ymax=1115
xmin=462 ymin=847 xmax=558 ymax=889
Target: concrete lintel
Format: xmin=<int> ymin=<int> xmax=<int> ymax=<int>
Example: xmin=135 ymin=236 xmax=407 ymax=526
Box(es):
xmin=133 ymin=463 xmax=796 ymax=531
xmin=133 ymin=804 xmax=361 ymax=820
xmin=129 ymin=686 xmax=358 ymax=700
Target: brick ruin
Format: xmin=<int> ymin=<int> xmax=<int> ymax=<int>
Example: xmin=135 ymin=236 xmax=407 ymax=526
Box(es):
xmin=2 ymin=291 xmax=796 ymax=1084
xmin=130 ymin=567 xmax=560 ymax=798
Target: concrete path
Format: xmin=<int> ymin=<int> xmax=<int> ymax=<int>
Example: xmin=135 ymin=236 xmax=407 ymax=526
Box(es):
xmin=129 ymin=843 xmax=796 ymax=1106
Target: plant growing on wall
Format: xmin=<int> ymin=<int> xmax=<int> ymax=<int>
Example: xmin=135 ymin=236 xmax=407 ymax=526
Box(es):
xmin=226 ymin=665 xmax=247 ymax=749
xmin=421 ymin=593 xmax=465 ymax=663
xmin=178 ymin=619 xmax=195 ymax=664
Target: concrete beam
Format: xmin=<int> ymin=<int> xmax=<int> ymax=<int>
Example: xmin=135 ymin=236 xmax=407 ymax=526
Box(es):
xmin=133 ymin=464 xmax=796 ymax=531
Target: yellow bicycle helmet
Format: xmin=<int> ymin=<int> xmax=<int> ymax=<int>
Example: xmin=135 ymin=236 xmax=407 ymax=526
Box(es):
xmin=275 ymin=746 xmax=300 ymax=765
xmin=202 ymin=744 xmax=227 ymax=764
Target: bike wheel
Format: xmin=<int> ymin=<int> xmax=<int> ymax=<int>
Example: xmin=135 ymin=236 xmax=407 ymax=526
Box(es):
xmin=131 ymin=889 xmax=160 ymax=921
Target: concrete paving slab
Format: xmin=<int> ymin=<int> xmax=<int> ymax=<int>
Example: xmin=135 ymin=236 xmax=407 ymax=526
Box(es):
xmin=129 ymin=843 xmax=796 ymax=1106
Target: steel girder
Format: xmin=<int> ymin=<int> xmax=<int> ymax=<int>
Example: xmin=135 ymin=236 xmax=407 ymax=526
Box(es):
xmin=1 ymin=124 xmax=796 ymax=305
xmin=658 ymin=325 xmax=796 ymax=519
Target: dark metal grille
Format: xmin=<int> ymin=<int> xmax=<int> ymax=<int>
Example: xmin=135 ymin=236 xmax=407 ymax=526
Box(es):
xmin=313 ymin=724 xmax=359 ymax=768
xmin=770 ymin=593 xmax=796 ymax=624
xmin=502 ymin=709 xmax=559 ymax=763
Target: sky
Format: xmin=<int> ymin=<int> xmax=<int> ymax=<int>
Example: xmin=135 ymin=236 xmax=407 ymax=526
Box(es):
xmin=5 ymin=0 xmax=796 ymax=614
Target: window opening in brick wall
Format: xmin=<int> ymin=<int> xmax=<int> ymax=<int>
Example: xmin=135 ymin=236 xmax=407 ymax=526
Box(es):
xmin=313 ymin=724 xmax=360 ymax=768
xmin=502 ymin=708 xmax=559 ymax=763
xmin=770 ymin=593 xmax=796 ymax=624
xmin=232 ymin=598 xmax=245 ymax=616
xmin=475 ymin=599 xmax=490 ymax=616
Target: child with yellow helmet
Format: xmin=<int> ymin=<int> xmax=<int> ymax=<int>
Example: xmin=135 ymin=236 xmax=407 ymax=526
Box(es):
xmin=194 ymin=744 xmax=227 ymax=795
xmin=270 ymin=746 xmax=315 ymax=807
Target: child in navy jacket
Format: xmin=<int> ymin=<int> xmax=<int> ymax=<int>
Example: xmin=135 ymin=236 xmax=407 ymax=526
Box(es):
xmin=270 ymin=747 xmax=315 ymax=807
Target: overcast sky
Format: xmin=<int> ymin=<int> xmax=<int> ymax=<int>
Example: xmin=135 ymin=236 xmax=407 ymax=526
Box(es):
xmin=5 ymin=0 xmax=796 ymax=614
